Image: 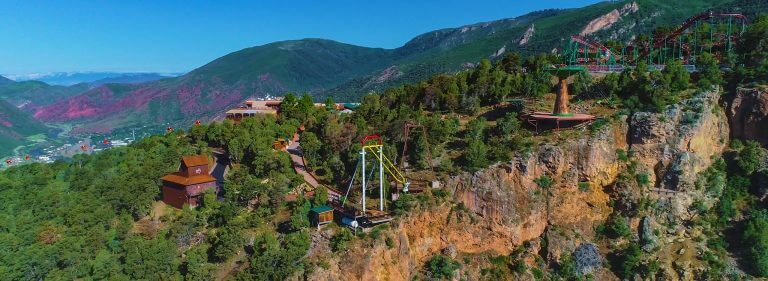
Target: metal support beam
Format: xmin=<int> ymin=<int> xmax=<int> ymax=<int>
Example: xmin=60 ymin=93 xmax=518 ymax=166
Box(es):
xmin=379 ymin=146 xmax=384 ymax=212
xmin=360 ymin=148 xmax=366 ymax=214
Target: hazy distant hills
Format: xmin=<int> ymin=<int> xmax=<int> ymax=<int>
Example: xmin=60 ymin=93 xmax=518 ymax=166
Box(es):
xmin=0 ymin=78 xmax=89 ymax=108
xmin=5 ymin=72 xmax=180 ymax=86
xmin=0 ymin=75 xmax=14 ymax=86
xmin=89 ymin=73 xmax=179 ymax=86
xmin=18 ymin=0 xmax=768 ymax=132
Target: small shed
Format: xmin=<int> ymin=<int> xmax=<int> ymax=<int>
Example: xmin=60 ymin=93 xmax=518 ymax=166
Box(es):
xmin=273 ymin=138 xmax=289 ymax=151
xmin=309 ymin=205 xmax=334 ymax=228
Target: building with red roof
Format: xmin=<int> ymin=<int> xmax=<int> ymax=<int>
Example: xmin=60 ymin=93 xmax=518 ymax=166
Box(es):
xmin=161 ymin=155 xmax=217 ymax=209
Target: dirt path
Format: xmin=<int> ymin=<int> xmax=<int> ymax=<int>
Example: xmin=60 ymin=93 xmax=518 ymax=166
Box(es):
xmin=287 ymin=133 xmax=319 ymax=188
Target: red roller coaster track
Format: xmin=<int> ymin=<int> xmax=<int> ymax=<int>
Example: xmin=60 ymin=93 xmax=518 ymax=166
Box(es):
xmin=636 ymin=12 xmax=748 ymax=62
xmin=567 ymin=12 xmax=748 ymax=67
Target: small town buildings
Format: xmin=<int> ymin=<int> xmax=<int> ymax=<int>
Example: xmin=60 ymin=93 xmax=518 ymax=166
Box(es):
xmin=309 ymin=205 xmax=334 ymax=228
xmin=161 ymin=155 xmax=217 ymax=209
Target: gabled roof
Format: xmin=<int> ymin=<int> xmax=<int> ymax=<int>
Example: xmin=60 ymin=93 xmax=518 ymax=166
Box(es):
xmin=161 ymin=172 xmax=216 ymax=186
xmin=160 ymin=173 xmax=216 ymax=186
xmin=310 ymin=205 xmax=333 ymax=213
xmin=181 ymin=155 xmax=209 ymax=167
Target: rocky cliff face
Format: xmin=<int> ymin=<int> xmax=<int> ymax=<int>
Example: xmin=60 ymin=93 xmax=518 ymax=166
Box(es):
xmin=727 ymin=87 xmax=768 ymax=147
xmin=580 ymin=2 xmax=639 ymax=36
xmin=630 ymin=90 xmax=729 ymax=191
xmin=626 ymin=91 xmax=730 ymax=279
xmin=303 ymin=90 xmax=730 ymax=280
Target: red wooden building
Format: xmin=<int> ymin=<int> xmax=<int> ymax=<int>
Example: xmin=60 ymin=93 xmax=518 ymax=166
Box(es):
xmin=161 ymin=155 xmax=217 ymax=209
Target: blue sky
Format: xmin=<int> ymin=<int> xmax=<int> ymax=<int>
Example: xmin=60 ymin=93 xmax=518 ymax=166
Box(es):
xmin=0 ymin=0 xmax=604 ymax=74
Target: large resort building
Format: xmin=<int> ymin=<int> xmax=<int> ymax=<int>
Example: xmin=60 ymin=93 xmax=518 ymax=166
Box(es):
xmin=225 ymin=98 xmax=359 ymax=123
xmin=225 ymin=100 xmax=281 ymax=123
xmin=161 ymin=155 xmax=217 ymax=209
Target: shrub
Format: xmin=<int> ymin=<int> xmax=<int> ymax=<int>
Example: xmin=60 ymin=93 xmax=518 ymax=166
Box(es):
xmin=736 ymin=141 xmax=767 ymax=176
xmin=606 ymin=215 xmax=632 ymax=239
xmin=554 ymin=253 xmax=578 ymax=280
xmin=617 ymin=242 xmax=643 ymax=280
xmin=510 ymin=99 xmax=525 ymax=113
xmin=385 ymin=236 xmax=395 ymax=249
xmin=464 ymin=139 xmax=489 ymax=171
xmin=534 ymin=175 xmax=553 ymax=189
xmin=730 ymin=139 xmax=745 ymax=150
xmin=635 ymin=173 xmax=650 ymax=186
xmin=369 ymin=224 xmax=388 ymax=240
xmin=578 ymin=182 xmax=590 ymax=192
xmin=425 ymin=255 xmax=461 ymax=280
xmin=432 ymin=189 xmax=450 ymax=199
xmin=393 ymin=193 xmax=418 ymax=216
xmin=744 ymin=209 xmax=768 ymax=277
xmin=616 ymin=149 xmax=629 ymax=162
xmin=514 ymin=260 xmax=527 ymax=274
xmin=589 ymin=118 xmax=609 ymax=133
xmin=330 ymin=228 xmax=353 ymax=252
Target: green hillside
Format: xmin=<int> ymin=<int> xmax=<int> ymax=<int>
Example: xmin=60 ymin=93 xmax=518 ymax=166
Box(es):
xmin=0 ymin=99 xmax=49 ymax=156
xmin=0 ymin=78 xmax=89 ymax=107
xmin=182 ymin=39 xmax=397 ymax=92
xmin=325 ymin=0 xmax=767 ymax=100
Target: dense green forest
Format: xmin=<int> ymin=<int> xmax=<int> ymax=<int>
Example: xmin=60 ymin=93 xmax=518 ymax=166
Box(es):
xmin=0 ymin=15 xmax=767 ymax=281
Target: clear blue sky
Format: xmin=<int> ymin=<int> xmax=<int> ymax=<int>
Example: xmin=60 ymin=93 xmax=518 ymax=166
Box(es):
xmin=0 ymin=0 xmax=604 ymax=74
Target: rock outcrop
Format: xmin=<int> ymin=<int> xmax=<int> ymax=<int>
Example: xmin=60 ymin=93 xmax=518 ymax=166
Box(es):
xmin=580 ymin=2 xmax=639 ymax=36
xmin=630 ymin=90 xmax=728 ymax=191
xmin=727 ymin=87 xmax=768 ymax=147
xmin=574 ymin=243 xmax=603 ymax=276
xmin=519 ymin=25 xmax=535 ymax=45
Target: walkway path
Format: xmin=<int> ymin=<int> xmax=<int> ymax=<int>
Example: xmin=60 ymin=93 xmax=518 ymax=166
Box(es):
xmin=287 ymin=133 xmax=319 ymax=188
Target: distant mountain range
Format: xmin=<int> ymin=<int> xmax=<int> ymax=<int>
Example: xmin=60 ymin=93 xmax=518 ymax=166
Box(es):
xmin=4 ymin=72 xmax=181 ymax=86
xmin=2 ymin=0 xmax=766 ymax=134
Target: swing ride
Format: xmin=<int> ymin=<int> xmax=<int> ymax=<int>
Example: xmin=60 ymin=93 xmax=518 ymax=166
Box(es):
xmin=331 ymin=135 xmax=411 ymax=228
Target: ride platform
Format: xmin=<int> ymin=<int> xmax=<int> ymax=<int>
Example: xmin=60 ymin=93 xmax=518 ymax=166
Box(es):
xmin=361 ymin=210 xmax=394 ymax=226
xmin=520 ymin=111 xmax=596 ymax=132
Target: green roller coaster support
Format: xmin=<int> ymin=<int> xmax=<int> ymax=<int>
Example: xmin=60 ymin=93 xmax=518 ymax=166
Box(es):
xmin=562 ymin=13 xmax=746 ymax=69
xmin=727 ymin=17 xmax=733 ymax=54
xmin=621 ymin=47 xmax=626 ymax=65
xmin=709 ymin=17 xmax=714 ymax=54
xmin=649 ymin=34 xmax=654 ymax=65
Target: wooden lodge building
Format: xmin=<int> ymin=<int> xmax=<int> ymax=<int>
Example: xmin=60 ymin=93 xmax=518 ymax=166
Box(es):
xmin=225 ymin=99 xmax=360 ymax=123
xmin=225 ymin=100 xmax=281 ymax=123
xmin=161 ymin=155 xmax=217 ymax=209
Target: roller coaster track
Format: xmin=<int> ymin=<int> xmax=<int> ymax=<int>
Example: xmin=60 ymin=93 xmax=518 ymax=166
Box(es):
xmin=635 ymin=12 xmax=748 ymax=62
xmin=565 ymin=11 xmax=748 ymax=68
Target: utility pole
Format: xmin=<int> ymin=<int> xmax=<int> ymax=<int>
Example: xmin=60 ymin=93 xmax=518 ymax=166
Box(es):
xmin=361 ymin=148 xmax=366 ymax=215
xmin=379 ymin=145 xmax=384 ymax=211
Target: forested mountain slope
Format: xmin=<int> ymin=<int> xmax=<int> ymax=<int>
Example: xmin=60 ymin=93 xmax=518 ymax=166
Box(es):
xmin=31 ymin=0 xmax=768 ymax=132
xmin=0 ymin=99 xmax=48 ymax=156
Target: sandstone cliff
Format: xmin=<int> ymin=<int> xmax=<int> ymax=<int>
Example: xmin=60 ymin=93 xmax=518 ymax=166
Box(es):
xmin=301 ymin=90 xmax=731 ymax=280
xmin=727 ymin=87 xmax=768 ymax=147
